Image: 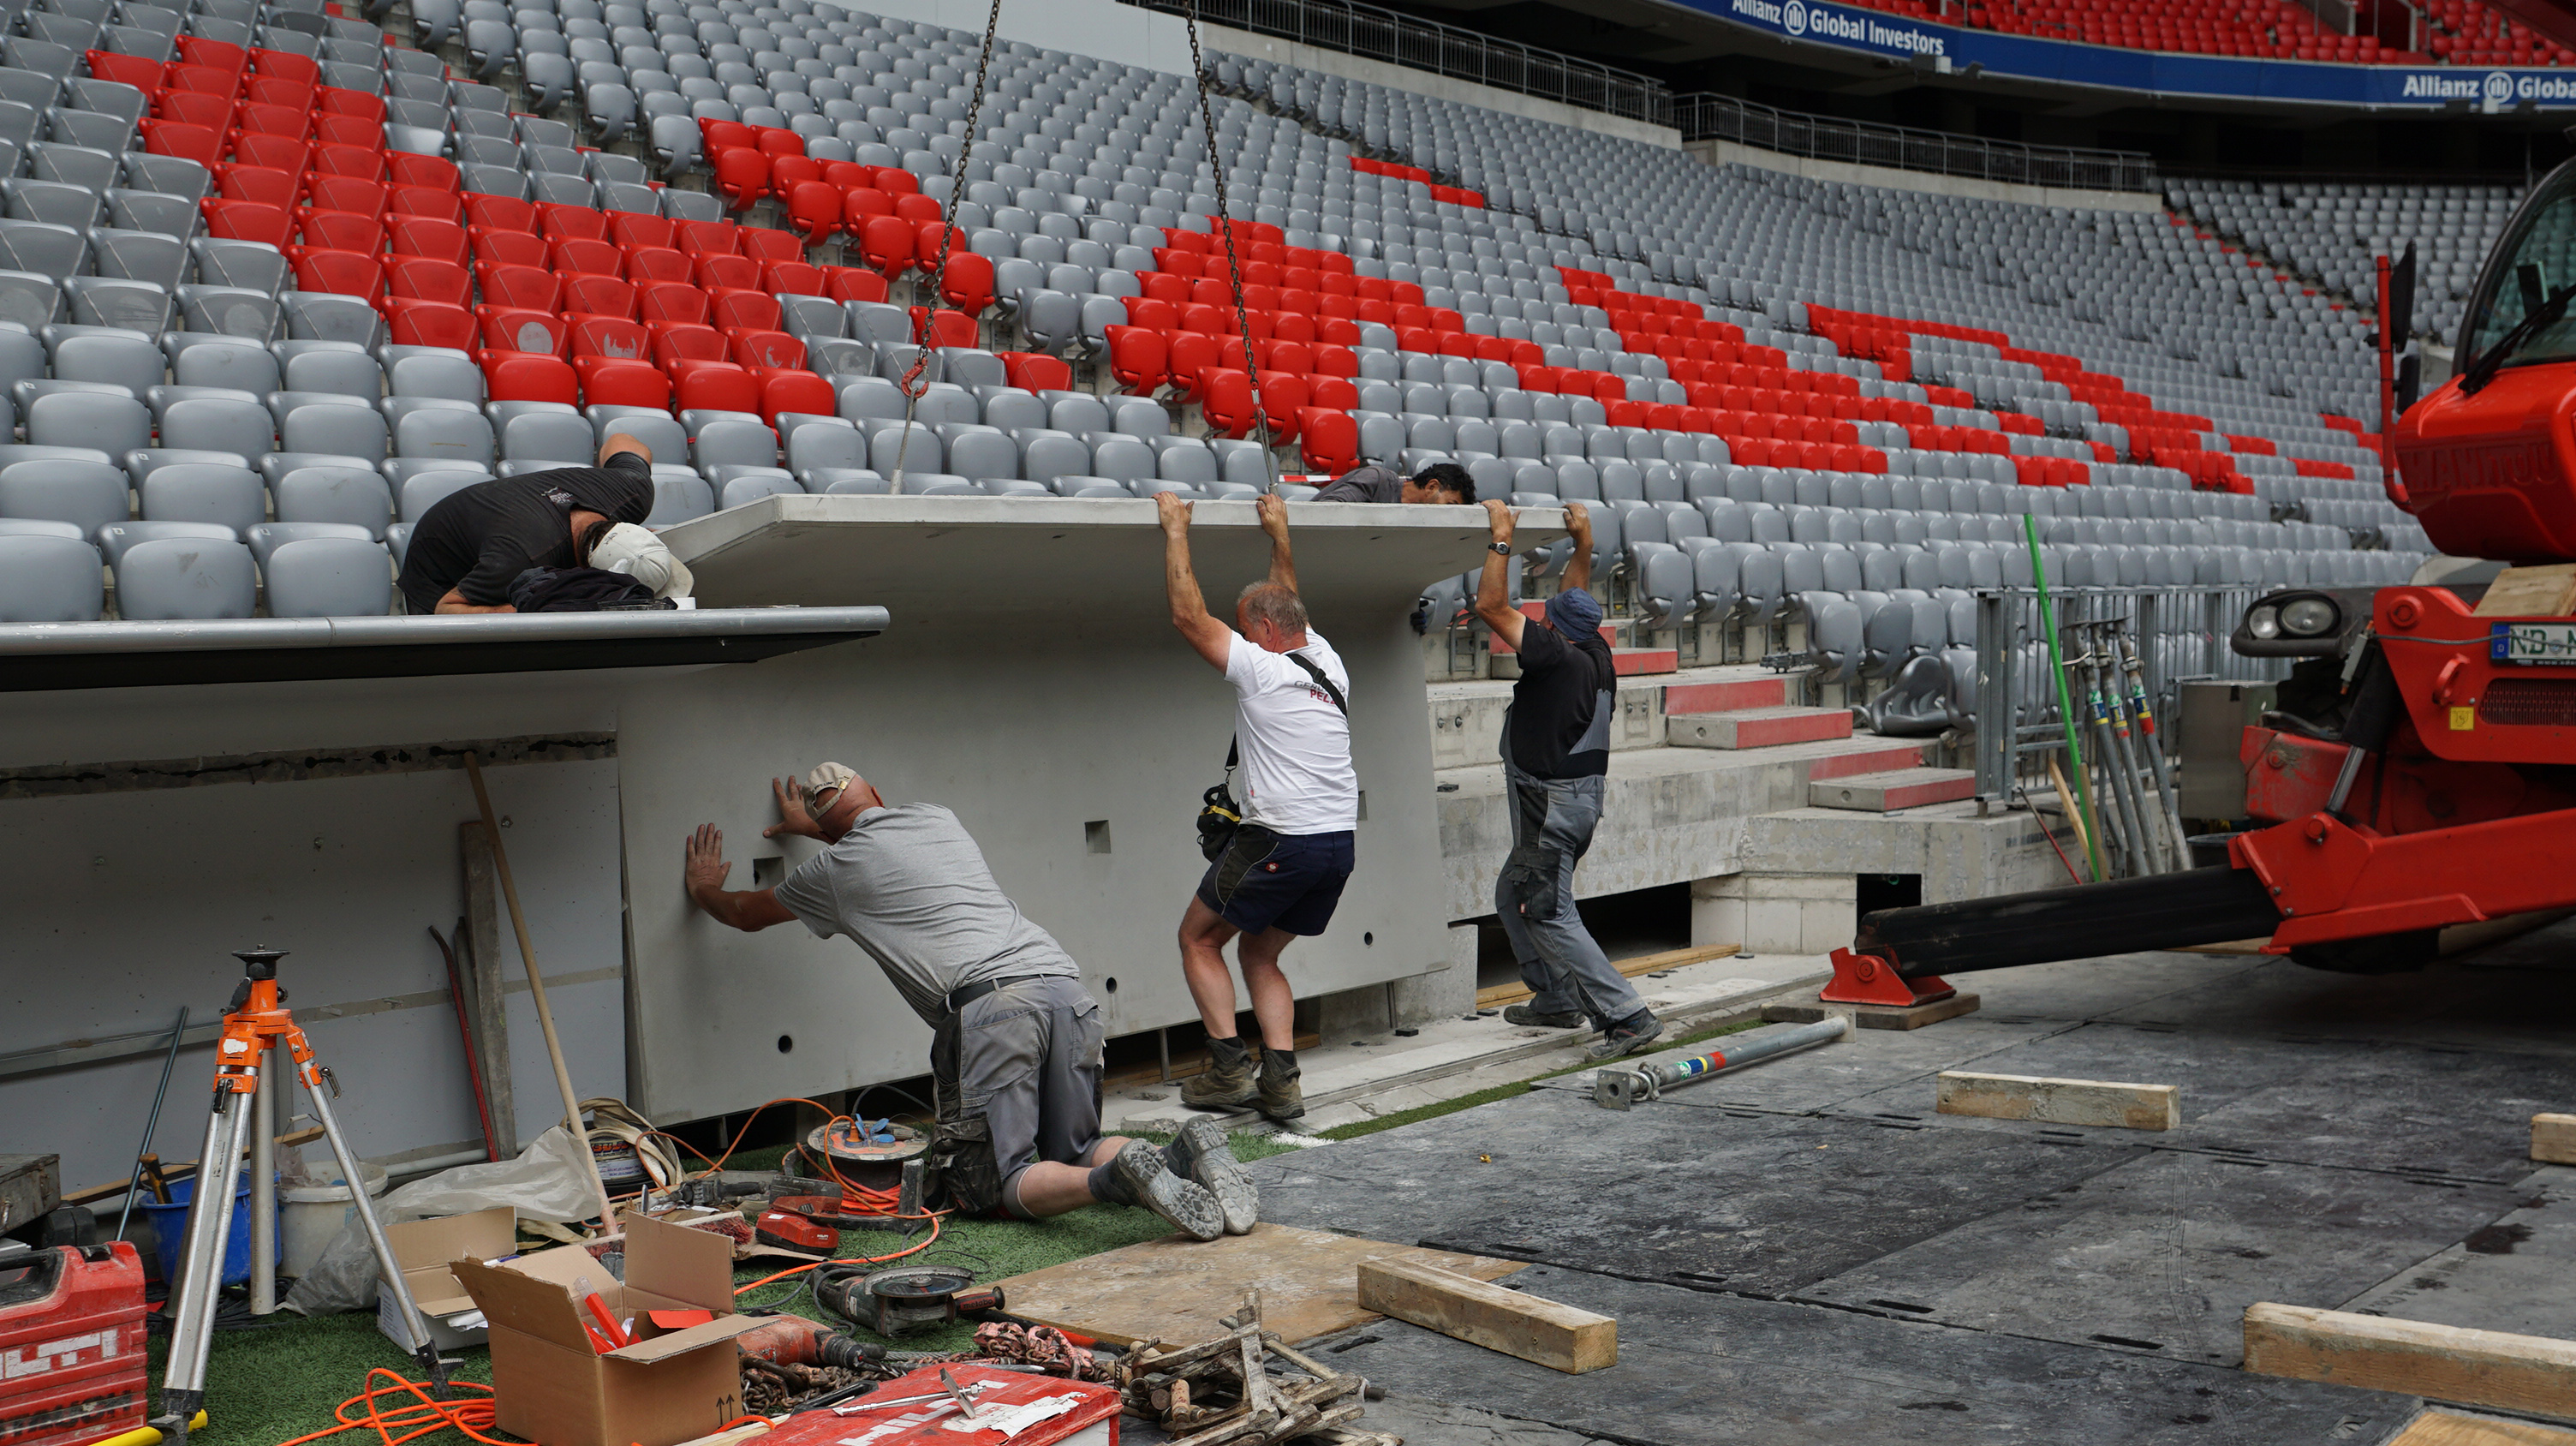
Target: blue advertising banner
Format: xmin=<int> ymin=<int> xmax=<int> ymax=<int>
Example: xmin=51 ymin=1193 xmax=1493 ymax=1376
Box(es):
xmin=1703 ymin=0 xmax=2576 ymax=109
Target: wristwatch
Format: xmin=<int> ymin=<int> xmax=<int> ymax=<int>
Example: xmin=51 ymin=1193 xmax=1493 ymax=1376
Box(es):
xmin=1488 ymin=541 xmax=1512 ymax=554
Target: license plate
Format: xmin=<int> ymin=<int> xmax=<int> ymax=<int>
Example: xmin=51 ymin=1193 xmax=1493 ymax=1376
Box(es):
xmin=2491 ymin=622 xmax=2576 ymax=664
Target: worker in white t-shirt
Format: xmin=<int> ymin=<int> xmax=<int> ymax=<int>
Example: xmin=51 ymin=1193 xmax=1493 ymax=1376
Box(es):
xmin=1156 ymin=493 xmax=1356 ymax=1125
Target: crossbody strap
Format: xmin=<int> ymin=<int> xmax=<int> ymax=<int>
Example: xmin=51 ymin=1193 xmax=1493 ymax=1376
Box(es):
xmin=1224 ymin=651 xmax=1348 ymax=771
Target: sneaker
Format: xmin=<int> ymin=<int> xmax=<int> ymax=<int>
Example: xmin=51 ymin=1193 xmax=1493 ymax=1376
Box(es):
xmin=1583 ymin=1012 xmax=1665 ymax=1062
xmin=1180 ymin=1035 xmax=1258 ymax=1109
xmin=1255 ymin=1050 xmax=1305 ymax=1123
xmin=1165 ymin=1117 xmax=1259 ymax=1235
xmin=1106 ymin=1139 xmax=1225 ymax=1241
xmin=1503 ymin=1003 xmax=1583 ymax=1029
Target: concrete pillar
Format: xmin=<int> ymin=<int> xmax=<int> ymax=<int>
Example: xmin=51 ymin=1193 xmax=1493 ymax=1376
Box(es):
xmin=1695 ymin=874 xmax=1857 ymax=955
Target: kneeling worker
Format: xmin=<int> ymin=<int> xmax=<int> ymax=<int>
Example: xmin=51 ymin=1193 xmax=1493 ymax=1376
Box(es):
xmin=397 ymin=435 xmax=658 ymax=615
xmin=683 ymin=767 xmax=1255 ymax=1240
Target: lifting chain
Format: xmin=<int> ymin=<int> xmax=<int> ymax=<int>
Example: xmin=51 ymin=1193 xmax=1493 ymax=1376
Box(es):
xmin=889 ymin=0 xmax=1005 ymax=493
xmin=1182 ymin=0 xmax=1280 ymax=494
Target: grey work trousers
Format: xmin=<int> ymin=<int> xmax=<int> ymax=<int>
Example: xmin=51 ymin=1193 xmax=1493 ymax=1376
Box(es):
xmin=928 ymin=975 xmax=1106 ymax=1217
xmin=1494 ymin=758 xmax=1648 ymax=1030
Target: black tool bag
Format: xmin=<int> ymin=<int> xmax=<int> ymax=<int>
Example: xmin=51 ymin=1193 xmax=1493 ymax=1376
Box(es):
xmin=506 ymin=566 xmax=673 ymax=612
xmin=1196 ymin=653 xmax=1346 ymax=861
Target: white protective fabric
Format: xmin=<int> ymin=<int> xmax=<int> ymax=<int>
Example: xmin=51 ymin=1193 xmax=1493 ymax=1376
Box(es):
xmin=279 ymin=1125 xmax=599 ymax=1315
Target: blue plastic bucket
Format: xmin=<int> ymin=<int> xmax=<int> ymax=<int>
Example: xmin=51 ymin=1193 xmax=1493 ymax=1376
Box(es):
xmin=140 ymin=1174 xmax=274 ymax=1288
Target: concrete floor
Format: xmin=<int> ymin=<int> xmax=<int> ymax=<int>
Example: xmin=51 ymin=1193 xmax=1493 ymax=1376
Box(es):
xmin=1231 ymin=926 xmax=2576 ymax=1445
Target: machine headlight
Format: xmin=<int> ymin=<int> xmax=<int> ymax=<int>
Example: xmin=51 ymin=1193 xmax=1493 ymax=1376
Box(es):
xmin=2246 ymin=604 xmax=2281 ymax=639
xmin=2281 ymin=597 xmax=2340 ymax=636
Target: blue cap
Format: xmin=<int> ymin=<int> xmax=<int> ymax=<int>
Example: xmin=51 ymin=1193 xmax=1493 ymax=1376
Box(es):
xmin=1544 ymin=588 xmax=1603 ymax=642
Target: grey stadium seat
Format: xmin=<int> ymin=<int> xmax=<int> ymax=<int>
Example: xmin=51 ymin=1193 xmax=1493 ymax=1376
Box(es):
xmin=265 ymin=536 xmax=393 ymax=617
xmin=0 ymin=532 xmax=104 ymax=620
xmin=114 ymin=535 xmax=255 ymax=619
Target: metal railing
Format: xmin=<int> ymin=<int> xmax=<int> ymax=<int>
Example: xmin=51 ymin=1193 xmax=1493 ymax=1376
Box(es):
xmin=1122 ymin=0 xmax=1672 ymax=124
xmin=1970 ymin=584 xmax=2288 ymax=807
xmin=1675 ymin=92 xmax=2159 ymax=194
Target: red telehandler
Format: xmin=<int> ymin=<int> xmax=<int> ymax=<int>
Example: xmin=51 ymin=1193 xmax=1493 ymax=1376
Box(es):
xmin=1824 ymin=161 xmax=2576 ymax=1007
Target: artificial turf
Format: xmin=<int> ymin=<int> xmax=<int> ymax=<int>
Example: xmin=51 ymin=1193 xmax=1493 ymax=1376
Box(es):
xmin=156 ymin=1131 xmax=1303 ymax=1446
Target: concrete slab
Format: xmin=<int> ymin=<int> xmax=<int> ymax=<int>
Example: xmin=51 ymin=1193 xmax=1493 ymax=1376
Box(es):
xmin=1667 ymin=705 xmax=1852 ymax=750
xmin=2338 ymin=1166 xmax=2576 ymax=1341
xmin=1295 ymin=1264 xmax=2406 ymax=1446
xmin=1247 ymin=1086 xmax=2150 ymax=1299
xmin=1796 ymin=1150 xmax=2526 ymax=1365
xmin=2096 ymin=938 xmax=2576 ymax=1062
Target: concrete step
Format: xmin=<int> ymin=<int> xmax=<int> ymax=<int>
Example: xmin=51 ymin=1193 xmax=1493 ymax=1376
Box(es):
xmin=1806 ymin=740 xmax=1930 ymax=781
xmin=1664 ymin=674 xmax=1792 ymax=715
xmin=1668 ymin=705 xmax=1855 ymax=750
xmin=1808 ymin=767 xmax=1978 ymax=812
xmin=1612 ymin=647 xmax=1678 ymax=676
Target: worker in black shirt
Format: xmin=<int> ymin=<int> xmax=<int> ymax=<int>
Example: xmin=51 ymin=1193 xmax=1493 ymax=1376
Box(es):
xmin=397 ymin=436 xmax=657 ymax=615
xmin=1310 ymin=461 xmax=1476 ymax=505
xmin=1473 ymin=499 xmax=1663 ymax=1061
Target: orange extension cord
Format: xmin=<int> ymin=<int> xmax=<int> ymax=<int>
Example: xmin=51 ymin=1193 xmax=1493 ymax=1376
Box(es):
xmin=269 ymin=1101 xmax=950 ymax=1446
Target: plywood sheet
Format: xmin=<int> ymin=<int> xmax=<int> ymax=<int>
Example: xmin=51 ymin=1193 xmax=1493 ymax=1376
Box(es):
xmin=991 ymin=1223 xmax=1521 ymax=1347
xmin=2393 ymin=1412 xmax=2576 ymax=1446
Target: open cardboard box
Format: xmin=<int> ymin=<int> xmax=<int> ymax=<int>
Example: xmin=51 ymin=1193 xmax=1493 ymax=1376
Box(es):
xmin=377 ymin=1205 xmax=517 ymax=1353
xmin=453 ymin=1210 xmax=766 ymax=1446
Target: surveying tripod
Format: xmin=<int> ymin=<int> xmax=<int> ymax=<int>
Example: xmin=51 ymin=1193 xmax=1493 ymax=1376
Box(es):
xmin=153 ymin=950 xmax=451 ymax=1442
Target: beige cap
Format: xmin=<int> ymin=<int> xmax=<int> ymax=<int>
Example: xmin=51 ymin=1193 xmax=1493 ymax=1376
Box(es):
xmin=587 ymin=522 xmax=695 ymax=599
xmin=801 ymin=762 xmax=859 ymax=820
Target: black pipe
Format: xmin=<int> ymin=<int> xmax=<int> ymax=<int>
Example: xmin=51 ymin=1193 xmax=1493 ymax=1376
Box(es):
xmin=1856 ymin=866 xmax=2284 ymax=978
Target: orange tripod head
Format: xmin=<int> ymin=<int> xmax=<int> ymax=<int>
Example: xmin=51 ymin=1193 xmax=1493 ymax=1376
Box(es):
xmin=214 ymin=948 xmax=321 ymax=1095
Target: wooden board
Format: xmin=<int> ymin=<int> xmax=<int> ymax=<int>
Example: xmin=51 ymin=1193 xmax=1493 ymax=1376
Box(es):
xmin=2391 ymin=1411 xmax=2576 ymax=1446
xmin=992 ymin=1223 xmax=1522 ymax=1348
xmin=1476 ymin=943 xmax=1739 ymax=1009
xmin=62 ymin=1126 xmax=325 ymax=1206
xmin=2244 ymin=1304 xmax=2576 ymax=1419
xmin=1355 ymin=1257 xmax=1616 ymax=1374
xmin=2535 ymin=1114 xmax=2576 ymax=1165
xmin=1766 ymin=995 xmax=1983 ymax=1031
xmin=1936 ymin=1070 xmax=2179 ymax=1131
xmin=0 ymin=1154 xmax=57 ymax=1232
xmin=2473 ymin=565 xmax=2576 ymax=618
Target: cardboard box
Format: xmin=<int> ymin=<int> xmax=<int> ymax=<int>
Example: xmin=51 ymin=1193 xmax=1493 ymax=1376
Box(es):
xmin=376 ymin=1206 xmax=518 ymax=1353
xmin=454 ymin=1211 xmax=766 ymax=1446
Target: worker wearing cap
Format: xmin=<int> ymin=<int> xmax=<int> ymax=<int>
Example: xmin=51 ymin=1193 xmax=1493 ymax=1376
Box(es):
xmin=397 ymin=434 xmax=659 ymax=614
xmin=1471 ymin=501 xmax=1664 ymax=1062
xmin=1310 ymin=460 xmax=1476 ymax=505
xmin=681 ymin=767 xmax=1258 ymax=1241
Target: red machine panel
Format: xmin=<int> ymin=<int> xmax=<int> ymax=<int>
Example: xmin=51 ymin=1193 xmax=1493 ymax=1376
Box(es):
xmin=2389 ymin=367 xmax=2576 ymax=563
xmin=0 ymin=1245 xmax=148 ymax=1446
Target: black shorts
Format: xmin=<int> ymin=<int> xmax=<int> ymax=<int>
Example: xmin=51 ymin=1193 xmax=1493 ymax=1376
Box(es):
xmin=1196 ymin=826 xmax=1356 ymax=937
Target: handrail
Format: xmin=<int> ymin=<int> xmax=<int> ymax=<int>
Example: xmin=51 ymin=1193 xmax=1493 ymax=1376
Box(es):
xmin=1118 ymin=0 xmax=1674 ymax=125
xmin=1674 ymin=91 xmax=2159 ymax=194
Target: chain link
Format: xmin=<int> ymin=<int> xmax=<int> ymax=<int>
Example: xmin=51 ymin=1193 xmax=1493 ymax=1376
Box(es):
xmin=889 ymin=0 xmax=1005 ymax=493
xmin=1183 ymin=0 xmax=1281 ymax=493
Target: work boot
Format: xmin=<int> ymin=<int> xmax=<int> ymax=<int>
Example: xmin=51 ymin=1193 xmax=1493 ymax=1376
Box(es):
xmin=1503 ymin=1004 xmax=1583 ymax=1028
xmin=1165 ymin=1117 xmax=1260 ymax=1235
xmin=1181 ymin=1035 xmax=1259 ymax=1109
xmin=1584 ymin=1011 xmax=1666 ymax=1062
xmin=1255 ymin=1048 xmax=1305 ymax=1123
xmin=1092 ymin=1139 xmax=1225 ymax=1241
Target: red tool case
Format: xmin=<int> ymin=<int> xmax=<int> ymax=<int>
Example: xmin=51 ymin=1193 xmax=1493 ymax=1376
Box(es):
xmin=0 ymin=1245 xmax=149 ymax=1446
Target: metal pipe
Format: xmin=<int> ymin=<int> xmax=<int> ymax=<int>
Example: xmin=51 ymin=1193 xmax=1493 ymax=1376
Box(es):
xmin=2086 ymin=626 xmax=2162 ymax=874
xmin=2075 ymin=633 xmax=2142 ymax=877
xmin=308 ymin=1073 xmax=449 ymax=1392
xmin=2024 ymin=517 xmax=2102 ymax=881
xmin=249 ymin=1061 xmax=277 ymax=1315
xmin=0 ymin=606 xmax=892 ymax=657
xmin=116 ymin=1007 xmax=188 ymax=1243
xmin=1591 ymin=1017 xmax=1851 ymax=1109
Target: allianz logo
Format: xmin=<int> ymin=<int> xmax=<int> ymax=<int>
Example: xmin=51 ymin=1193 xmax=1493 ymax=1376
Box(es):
xmin=2400 ymin=69 xmax=2576 ymax=103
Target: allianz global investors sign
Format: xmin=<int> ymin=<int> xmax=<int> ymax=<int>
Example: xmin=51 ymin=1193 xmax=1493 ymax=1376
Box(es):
xmin=1730 ymin=0 xmax=1949 ymax=57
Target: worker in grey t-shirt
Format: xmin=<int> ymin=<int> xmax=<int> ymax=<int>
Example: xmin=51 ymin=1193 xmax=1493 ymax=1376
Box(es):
xmin=683 ymin=763 xmax=1257 ymax=1239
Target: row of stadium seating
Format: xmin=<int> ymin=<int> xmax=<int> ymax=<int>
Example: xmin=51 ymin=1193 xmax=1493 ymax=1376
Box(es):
xmin=1838 ymin=0 xmax=2572 ymax=65
xmin=2168 ymin=178 xmax=2518 ymax=347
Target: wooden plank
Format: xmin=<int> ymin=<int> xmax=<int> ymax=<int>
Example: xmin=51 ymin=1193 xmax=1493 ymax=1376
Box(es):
xmin=2390 ymin=1411 xmax=2576 ymax=1446
xmin=1766 ymin=995 xmax=1983 ymax=1032
xmin=0 ymin=1154 xmax=58 ymax=1232
xmin=1355 ymin=1258 xmax=1616 ymax=1374
xmin=2473 ymin=565 xmax=2576 ymax=618
xmin=1936 ymin=1070 xmax=2179 ymax=1131
xmin=1475 ymin=943 xmax=1739 ymax=1010
xmin=62 ymin=1126 xmax=325 ymax=1206
xmin=2244 ymin=1303 xmax=2576 ymax=1419
xmin=992 ymin=1223 xmax=1521 ymax=1349
xmin=2535 ymin=1114 xmax=2576 ymax=1166
xmin=460 ymin=821 xmax=519 ymax=1161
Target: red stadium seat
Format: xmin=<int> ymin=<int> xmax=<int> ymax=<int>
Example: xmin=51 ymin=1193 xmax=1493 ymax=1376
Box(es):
xmin=385 ymin=256 xmax=471 ymax=308
xmin=573 ymin=356 xmax=670 ymax=409
xmin=304 ymin=175 xmax=386 ymax=218
xmin=906 ymin=307 xmax=972 ymax=349
xmin=317 ymin=87 xmax=385 ymax=122
xmin=290 ymin=248 xmax=384 ymax=301
xmin=215 ymin=163 xmax=296 ymax=208
xmin=312 ymin=112 xmax=380 ymax=149
xmin=766 ymin=261 xmax=824 ymax=296
xmin=938 ymin=251 xmax=994 ymax=315
xmin=755 ymin=370 xmax=833 ymax=422
xmin=892 ymin=193 xmax=941 ymax=225
xmin=231 ymin=132 xmax=306 ymax=172
xmin=141 ymin=118 xmax=223 ymax=167
xmin=712 ymin=148 xmax=768 ymax=211
xmin=86 ymin=51 xmax=166 ymax=94
xmin=768 ymin=154 xmax=824 ymax=202
xmin=482 ymin=351 xmax=579 ymax=404
xmin=569 ymin=316 xmax=649 ymax=359
xmin=1164 ymin=332 xmax=1221 ymax=401
xmin=463 ymin=194 xmax=538 ymax=234
xmin=1000 ymin=353 xmax=1070 ymax=392
xmin=693 ymin=252 xmax=760 ymax=290
xmin=609 ymin=213 xmax=677 ymax=251
xmin=1305 ymin=375 xmax=1359 ymax=411
xmin=1298 ymin=408 xmax=1357 ymax=474
xmin=753 ymin=127 xmax=802 ymax=158
xmin=474 ymin=264 xmax=563 ymax=313
xmin=389 ymin=216 xmax=469 ymax=266
xmin=648 ymin=322 xmax=727 ymax=366
xmin=854 ymin=214 xmax=913 ymax=280
xmin=539 ymin=204 xmax=609 ymax=242
xmin=233 ymin=102 xmax=305 ymax=139
xmin=552 ymin=237 xmax=623 ymax=277
xmin=563 ymin=274 xmax=638 ymax=320
xmin=1105 ymin=325 xmax=1166 ymax=395
xmin=386 ymin=153 xmax=459 ymax=191
xmin=385 ymin=299 xmax=476 ymax=350
xmin=823 ymin=266 xmax=887 ymax=303
xmin=737 ymin=228 xmax=802 ymax=266
xmin=475 ymin=307 xmax=569 ymax=357
xmin=669 ymin=360 xmax=761 ymax=414
xmin=623 ymin=246 xmax=693 ymax=284
xmin=1200 ymin=368 xmax=1260 ymax=439
xmin=637 ymin=283 xmax=712 ymax=326
xmin=200 ymin=197 xmax=290 ymax=247
xmin=295 ymin=208 xmax=382 ymax=254
xmin=710 ymin=289 xmax=782 ymax=332
xmin=389 ymin=185 xmax=465 ymax=224
xmin=675 ymin=219 xmax=737 ymax=255
xmin=469 ymin=226 xmax=548 ymax=268
xmin=785 ymin=180 xmax=844 ymax=245
xmin=730 ymin=330 xmax=805 ymax=371
xmin=156 ymin=93 xmax=236 ymax=130
xmin=309 ymin=144 xmax=385 ymax=183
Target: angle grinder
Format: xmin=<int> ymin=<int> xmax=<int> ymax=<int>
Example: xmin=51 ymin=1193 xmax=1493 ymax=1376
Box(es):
xmin=816 ymin=1264 xmax=1005 ymax=1338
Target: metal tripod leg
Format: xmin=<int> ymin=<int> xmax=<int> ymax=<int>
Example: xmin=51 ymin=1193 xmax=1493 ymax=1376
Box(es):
xmin=305 ymin=1071 xmax=452 ymax=1395
xmin=155 ymin=1089 xmax=253 ymax=1442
